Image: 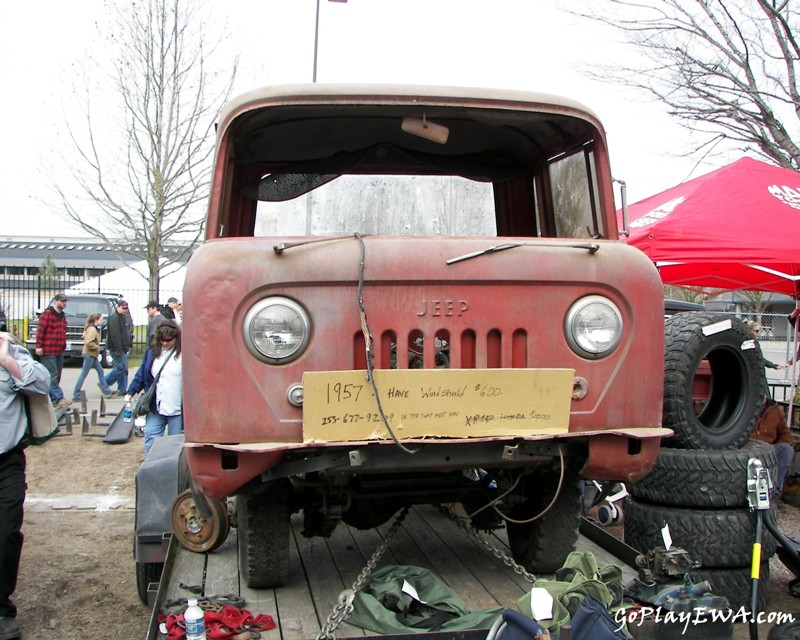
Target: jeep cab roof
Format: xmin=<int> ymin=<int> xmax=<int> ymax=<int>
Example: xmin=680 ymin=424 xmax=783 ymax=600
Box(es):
xmin=208 ymin=84 xmax=614 ymax=241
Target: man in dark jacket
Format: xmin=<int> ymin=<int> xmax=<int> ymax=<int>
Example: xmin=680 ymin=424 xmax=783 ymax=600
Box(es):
xmin=751 ymin=397 xmax=795 ymax=492
xmin=34 ymin=292 xmax=69 ymax=408
xmin=103 ymin=300 xmax=132 ymax=395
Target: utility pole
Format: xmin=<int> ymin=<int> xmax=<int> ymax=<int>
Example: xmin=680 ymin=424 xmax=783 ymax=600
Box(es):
xmin=312 ymin=0 xmax=347 ymax=82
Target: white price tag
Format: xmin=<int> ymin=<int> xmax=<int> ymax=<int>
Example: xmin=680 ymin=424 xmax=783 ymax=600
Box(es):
xmin=529 ymin=587 xmax=554 ymax=621
xmin=702 ymin=319 xmax=732 ymax=336
xmin=661 ymin=523 xmax=673 ymax=550
xmin=401 ymin=580 xmax=426 ymax=604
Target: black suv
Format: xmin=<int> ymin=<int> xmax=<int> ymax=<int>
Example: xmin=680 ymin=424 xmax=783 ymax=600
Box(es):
xmin=26 ymin=293 xmax=121 ymax=367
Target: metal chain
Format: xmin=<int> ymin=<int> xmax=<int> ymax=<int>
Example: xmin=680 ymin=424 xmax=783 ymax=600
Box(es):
xmin=315 ymin=506 xmax=411 ymax=640
xmin=439 ymin=505 xmax=537 ymax=583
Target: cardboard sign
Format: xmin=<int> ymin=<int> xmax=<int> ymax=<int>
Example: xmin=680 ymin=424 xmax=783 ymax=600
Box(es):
xmin=302 ymin=368 xmax=573 ymax=442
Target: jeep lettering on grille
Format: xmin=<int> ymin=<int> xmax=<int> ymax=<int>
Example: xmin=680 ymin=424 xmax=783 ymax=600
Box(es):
xmin=416 ymin=299 xmax=469 ymax=317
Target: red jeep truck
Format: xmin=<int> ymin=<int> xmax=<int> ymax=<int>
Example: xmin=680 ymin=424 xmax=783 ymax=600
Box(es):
xmin=177 ymin=85 xmax=674 ymax=588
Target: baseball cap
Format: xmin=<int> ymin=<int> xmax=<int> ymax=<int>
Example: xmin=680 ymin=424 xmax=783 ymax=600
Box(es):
xmin=117 ymin=299 xmax=129 ymax=309
xmin=167 ymin=297 xmax=178 ymax=304
xmin=145 ymin=300 xmax=160 ymax=309
xmin=54 ymin=292 xmax=68 ymax=302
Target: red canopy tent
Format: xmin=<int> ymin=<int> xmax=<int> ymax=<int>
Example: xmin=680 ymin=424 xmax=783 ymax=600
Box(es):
xmin=623 ymin=156 xmax=800 ymax=419
xmin=623 ymin=156 xmax=800 ymax=298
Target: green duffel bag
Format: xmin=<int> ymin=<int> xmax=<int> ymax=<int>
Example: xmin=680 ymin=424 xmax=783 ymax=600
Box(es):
xmin=517 ymin=551 xmax=628 ymax=633
xmin=348 ymin=564 xmax=504 ymax=634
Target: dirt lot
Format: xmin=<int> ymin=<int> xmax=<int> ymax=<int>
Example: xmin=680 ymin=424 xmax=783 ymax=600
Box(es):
xmin=15 ymin=398 xmax=149 ymax=640
xmin=10 ymin=368 xmax=800 ymax=639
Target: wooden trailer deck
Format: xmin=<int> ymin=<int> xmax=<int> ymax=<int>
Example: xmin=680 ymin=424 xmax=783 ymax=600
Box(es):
xmin=146 ymin=506 xmax=634 ymax=640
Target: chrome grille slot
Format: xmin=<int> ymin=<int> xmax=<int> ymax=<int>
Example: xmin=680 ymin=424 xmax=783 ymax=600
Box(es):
xmin=353 ymin=329 xmax=529 ymax=369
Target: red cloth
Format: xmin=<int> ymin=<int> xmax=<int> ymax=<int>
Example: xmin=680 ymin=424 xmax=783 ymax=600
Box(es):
xmin=159 ymin=605 xmax=276 ymax=640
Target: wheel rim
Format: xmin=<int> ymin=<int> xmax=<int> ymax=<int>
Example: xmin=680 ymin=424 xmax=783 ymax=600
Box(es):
xmin=170 ymin=490 xmax=229 ymax=553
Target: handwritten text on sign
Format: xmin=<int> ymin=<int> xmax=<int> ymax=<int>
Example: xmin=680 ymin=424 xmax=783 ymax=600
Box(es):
xmin=302 ymin=368 xmax=573 ymax=442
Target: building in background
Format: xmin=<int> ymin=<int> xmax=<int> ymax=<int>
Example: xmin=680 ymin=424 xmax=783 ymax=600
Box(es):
xmin=0 ymin=235 xmax=192 ymax=336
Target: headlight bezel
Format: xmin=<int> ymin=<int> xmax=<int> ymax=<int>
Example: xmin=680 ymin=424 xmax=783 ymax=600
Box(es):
xmin=564 ymin=295 xmax=623 ymax=359
xmin=243 ymin=296 xmax=311 ymax=364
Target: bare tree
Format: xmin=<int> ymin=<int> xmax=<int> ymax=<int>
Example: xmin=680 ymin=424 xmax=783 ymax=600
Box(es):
xmin=52 ymin=0 xmax=237 ymax=298
xmin=571 ymin=0 xmax=800 ymax=170
xmin=663 ymin=285 xmax=723 ymax=305
xmin=738 ymin=289 xmax=776 ymax=319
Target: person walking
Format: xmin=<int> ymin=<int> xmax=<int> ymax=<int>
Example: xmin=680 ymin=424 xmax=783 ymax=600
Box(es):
xmin=144 ymin=301 xmax=166 ymax=345
xmin=164 ymin=297 xmax=182 ymax=324
xmin=121 ymin=302 xmax=135 ymax=343
xmin=71 ymin=314 xmax=113 ymax=402
xmin=34 ymin=292 xmax=69 ymax=408
xmin=104 ymin=300 xmax=132 ymax=396
xmin=750 ymin=321 xmax=781 ymax=394
xmin=0 ymin=331 xmax=51 ymax=640
xmin=125 ymin=321 xmax=183 ymax=455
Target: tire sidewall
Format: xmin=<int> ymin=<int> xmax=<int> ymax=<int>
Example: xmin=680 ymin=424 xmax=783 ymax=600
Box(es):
xmin=663 ymin=312 xmax=764 ymax=449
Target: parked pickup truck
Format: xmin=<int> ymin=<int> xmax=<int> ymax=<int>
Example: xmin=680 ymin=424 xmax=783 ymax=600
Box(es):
xmin=159 ymin=85 xmax=764 ymax=591
xmin=26 ymin=293 xmax=120 ymax=367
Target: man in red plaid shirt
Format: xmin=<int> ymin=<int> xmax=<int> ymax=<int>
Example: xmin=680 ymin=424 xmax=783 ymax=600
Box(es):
xmin=34 ymin=292 xmax=69 ymax=408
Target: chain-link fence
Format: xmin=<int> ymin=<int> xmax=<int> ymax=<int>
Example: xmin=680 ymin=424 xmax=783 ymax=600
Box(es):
xmin=727 ymin=311 xmax=798 ymax=403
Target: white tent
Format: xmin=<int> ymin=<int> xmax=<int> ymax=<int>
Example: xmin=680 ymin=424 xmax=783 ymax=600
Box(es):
xmin=68 ymin=260 xmax=185 ymax=326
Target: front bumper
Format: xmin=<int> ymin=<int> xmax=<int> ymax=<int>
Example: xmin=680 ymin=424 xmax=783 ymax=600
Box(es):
xmin=185 ymin=427 xmax=671 ymax=501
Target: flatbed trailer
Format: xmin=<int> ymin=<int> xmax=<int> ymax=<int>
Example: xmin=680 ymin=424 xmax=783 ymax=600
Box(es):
xmin=145 ymin=505 xmax=635 ymax=640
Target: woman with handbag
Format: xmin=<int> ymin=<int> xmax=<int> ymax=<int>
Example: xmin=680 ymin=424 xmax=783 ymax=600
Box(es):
xmin=72 ymin=313 xmax=113 ymax=402
xmin=125 ymin=321 xmax=183 ymax=455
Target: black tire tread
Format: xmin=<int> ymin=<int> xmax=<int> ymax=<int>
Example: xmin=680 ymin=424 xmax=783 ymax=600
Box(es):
xmin=690 ymin=564 xmax=769 ymax=611
xmin=627 ymin=440 xmax=778 ymax=508
xmin=136 ymin=561 xmax=163 ymax=605
xmin=507 ymin=469 xmax=582 ymax=574
xmin=237 ymin=480 xmax=290 ymax=588
xmin=623 ymin=499 xmax=776 ymax=568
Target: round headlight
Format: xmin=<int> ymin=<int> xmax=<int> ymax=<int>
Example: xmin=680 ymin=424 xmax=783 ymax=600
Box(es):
xmin=243 ymin=297 xmax=310 ymax=364
xmin=564 ymin=296 xmax=623 ymax=358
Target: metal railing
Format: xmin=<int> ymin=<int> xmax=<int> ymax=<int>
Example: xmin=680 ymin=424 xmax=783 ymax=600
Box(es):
xmin=0 ymin=272 xmax=182 ymax=350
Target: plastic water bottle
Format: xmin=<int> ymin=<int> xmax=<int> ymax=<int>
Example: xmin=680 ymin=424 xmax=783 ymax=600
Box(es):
xmin=123 ymin=402 xmax=133 ymax=423
xmin=184 ymin=598 xmax=207 ymax=640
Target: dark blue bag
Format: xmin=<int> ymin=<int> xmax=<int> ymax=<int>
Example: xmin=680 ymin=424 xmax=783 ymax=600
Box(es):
xmin=569 ymin=595 xmax=627 ymax=640
xmin=485 ymin=609 xmax=548 ymax=640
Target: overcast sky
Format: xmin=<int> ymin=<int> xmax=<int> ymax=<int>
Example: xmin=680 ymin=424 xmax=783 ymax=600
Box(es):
xmin=0 ymin=0 xmax=729 ymax=238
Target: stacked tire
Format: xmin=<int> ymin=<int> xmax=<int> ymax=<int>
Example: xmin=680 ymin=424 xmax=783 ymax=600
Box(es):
xmin=624 ymin=312 xmax=777 ymax=610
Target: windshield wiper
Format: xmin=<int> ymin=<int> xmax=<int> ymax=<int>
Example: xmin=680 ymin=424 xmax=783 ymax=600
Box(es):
xmin=273 ymin=234 xmax=361 ymax=254
xmin=447 ymin=241 xmax=599 ymax=264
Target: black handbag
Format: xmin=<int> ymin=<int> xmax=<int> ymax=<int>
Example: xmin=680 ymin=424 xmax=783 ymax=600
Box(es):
xmin=132 ymin=350 xmax=174 ymax=417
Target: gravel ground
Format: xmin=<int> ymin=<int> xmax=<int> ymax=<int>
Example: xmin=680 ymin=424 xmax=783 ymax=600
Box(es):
xmin=15 ymin=406 xmax=148 ymax=639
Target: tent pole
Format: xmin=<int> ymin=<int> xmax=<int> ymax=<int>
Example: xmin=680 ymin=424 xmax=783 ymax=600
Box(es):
xmin=789 ymin=300 xmax=799 ymax=429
